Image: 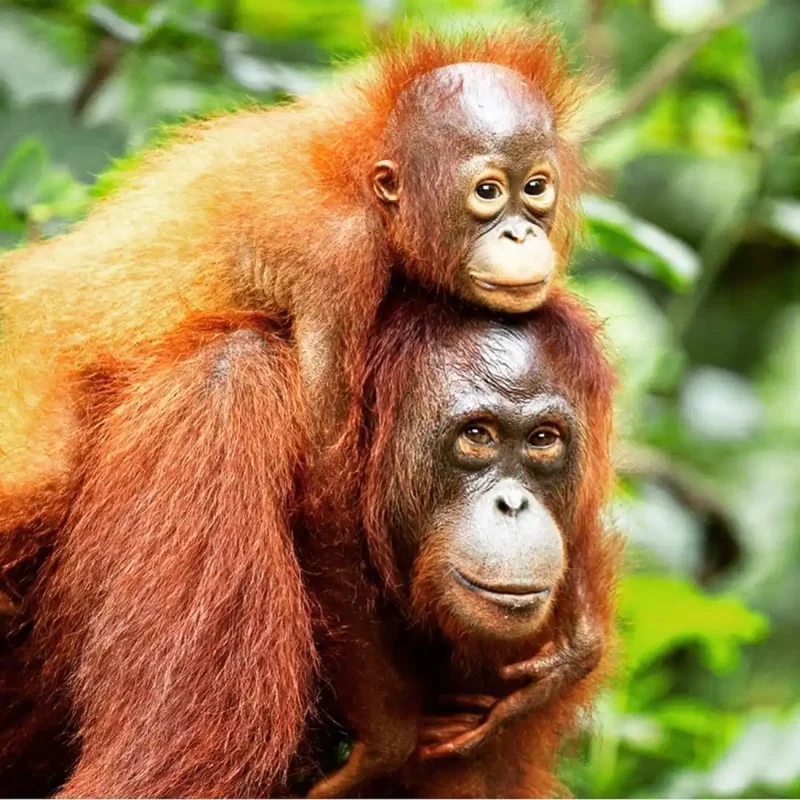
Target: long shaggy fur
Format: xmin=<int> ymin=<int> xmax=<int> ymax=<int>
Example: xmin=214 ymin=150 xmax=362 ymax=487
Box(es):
xmin=0 ymin=292 xmax=617 ymax=798
xmin=33 ymin=316 xmax=316 ymax=797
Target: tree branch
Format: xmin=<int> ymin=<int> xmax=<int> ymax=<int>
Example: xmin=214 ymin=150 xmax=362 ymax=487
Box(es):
xmin=72 ymin=36 xmax=124 ymax=119
xmin=583 ymin=0 xmax=761 ymax=140
xmin=616 ymin=442 xmax=742 ymax=583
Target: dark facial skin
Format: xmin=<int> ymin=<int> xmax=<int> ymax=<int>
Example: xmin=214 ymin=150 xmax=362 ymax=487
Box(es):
xmin=393 ymin=320 xmax=582 ymax=643
xmin=374 ymin=63 xmax=560 ymax=312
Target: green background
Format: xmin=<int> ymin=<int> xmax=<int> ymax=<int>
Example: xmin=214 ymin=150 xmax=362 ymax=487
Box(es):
xmin=1 ymin=0 xmax=799 ymax=796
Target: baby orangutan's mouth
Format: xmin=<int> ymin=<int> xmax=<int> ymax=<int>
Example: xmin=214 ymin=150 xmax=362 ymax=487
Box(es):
xmin=470 ymin=276 xmax=549 ymax=293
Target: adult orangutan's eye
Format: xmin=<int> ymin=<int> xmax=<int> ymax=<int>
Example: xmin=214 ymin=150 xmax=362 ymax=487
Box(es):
xmin=528 ymin=426 xmax=559 ymax=448
xmin=455 ymin=422 xmax=499 ymax=463
xmin=525 ymin=424 xmax=565 ymax=465
xmin=463 ymin=424 xmax=494 ymax=446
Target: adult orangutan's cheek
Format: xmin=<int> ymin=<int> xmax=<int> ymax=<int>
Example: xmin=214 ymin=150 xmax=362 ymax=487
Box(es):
xmin=441 ymin=486 xmax=564 ymax=641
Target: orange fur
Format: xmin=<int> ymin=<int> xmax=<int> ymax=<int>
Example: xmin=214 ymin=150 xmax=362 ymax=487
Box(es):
xmin=32 ymin=315 xmax=316 ymax=797
xmin=0 ymin=26 xmax=598 ymax=798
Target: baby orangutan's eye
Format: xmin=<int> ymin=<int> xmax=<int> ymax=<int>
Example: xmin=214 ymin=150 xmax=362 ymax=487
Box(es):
xmin=521 ymin=173 xmax=556 ymax=212
xmin=475 ymin=182 xmax=503 ymax=201
xmin=523 ymin=177 xmax=547 ymax=197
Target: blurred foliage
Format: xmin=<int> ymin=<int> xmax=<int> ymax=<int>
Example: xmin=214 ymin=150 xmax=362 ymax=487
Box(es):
xmin=0 ymin=0 xmax=799 ymax=796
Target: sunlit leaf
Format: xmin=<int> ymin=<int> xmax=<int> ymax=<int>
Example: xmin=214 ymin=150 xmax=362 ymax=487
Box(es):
xmin=654 ymin=698 xmax=737 ymax=739
xmin=0 ymin=137 xmax=48 ymax=212
xmin=237 ymin=0 xmax=368 ymax=54
xmin=583 ymin=195 xmax=701 ymax=290
xmin=653 ymin=0 xmax=722 ymax=33
xmin=30 ymin=169 xmax=91 ymax=223
xmin=619 ymin=574 xmax=769 ymax=674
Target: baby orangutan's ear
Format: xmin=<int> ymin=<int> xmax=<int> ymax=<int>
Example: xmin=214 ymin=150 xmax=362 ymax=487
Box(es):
xmin=373 ymin=160 xmax=400 ymax=205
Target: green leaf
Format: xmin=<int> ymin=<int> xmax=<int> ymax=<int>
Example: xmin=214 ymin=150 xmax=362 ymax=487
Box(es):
xmin=0 ymin=137 xmax=48 ymax=212
xmin=583 ymin=195 xmax=701 ymax=291
xmin=618 ymin=574 xmax=769 ymax=674
xmin=0 ymin=137 xmax=88 ymax=226
xmin=29 ymin=168 xmax=90 ymax=223
xmin=653 ymin=698 xmax=738 ymax=738
xmin=237 ymin=0 xmax=369 ymax=55
xmin=0 ymin=196 xmax=24 ymax=250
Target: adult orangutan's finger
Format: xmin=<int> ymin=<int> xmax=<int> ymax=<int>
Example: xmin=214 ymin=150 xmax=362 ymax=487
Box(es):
xmin=418 ymin=719 xmax=495 ymax=760
xmin=436 ymin=693 xmax=497 ymax=712
xmin=419 ymin=721 xmax=480 ymax=746
xmin=499 ymin=648 xmax=565 ymax=682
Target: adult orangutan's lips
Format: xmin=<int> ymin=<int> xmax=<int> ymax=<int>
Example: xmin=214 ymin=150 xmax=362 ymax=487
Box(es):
xmin=454 ymin=569 xmax=551 ymax=608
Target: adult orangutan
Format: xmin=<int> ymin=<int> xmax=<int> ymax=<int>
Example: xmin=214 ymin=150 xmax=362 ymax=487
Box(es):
xmin=0 ymin=26 xmax=586 ymax=549
xmin=301 ymin=290 xmax=619 ymax=798
xmin=0 ymin=290 xmax=618 ymax=798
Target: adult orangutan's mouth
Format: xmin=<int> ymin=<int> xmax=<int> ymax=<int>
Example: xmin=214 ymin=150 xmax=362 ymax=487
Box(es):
xmin=454 ymin=569 xmax=551 ymax=608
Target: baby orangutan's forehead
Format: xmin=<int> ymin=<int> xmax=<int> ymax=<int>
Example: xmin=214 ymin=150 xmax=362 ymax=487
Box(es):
xmin=395 ymin=62 xmax=556 ymax=153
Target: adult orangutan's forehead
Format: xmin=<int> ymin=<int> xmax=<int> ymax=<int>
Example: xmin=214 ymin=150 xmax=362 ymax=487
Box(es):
xmin=426 ymin=321 xmax=551 ymax=402
xmin=418 ymin=320 xmax=575 ymax=430
xmin=393 ymin=62 xmax=555 ymax=149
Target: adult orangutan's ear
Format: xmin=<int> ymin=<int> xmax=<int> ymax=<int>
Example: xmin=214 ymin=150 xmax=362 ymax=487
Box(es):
xmin=373 ymin=160 xmax=400 ymax=204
